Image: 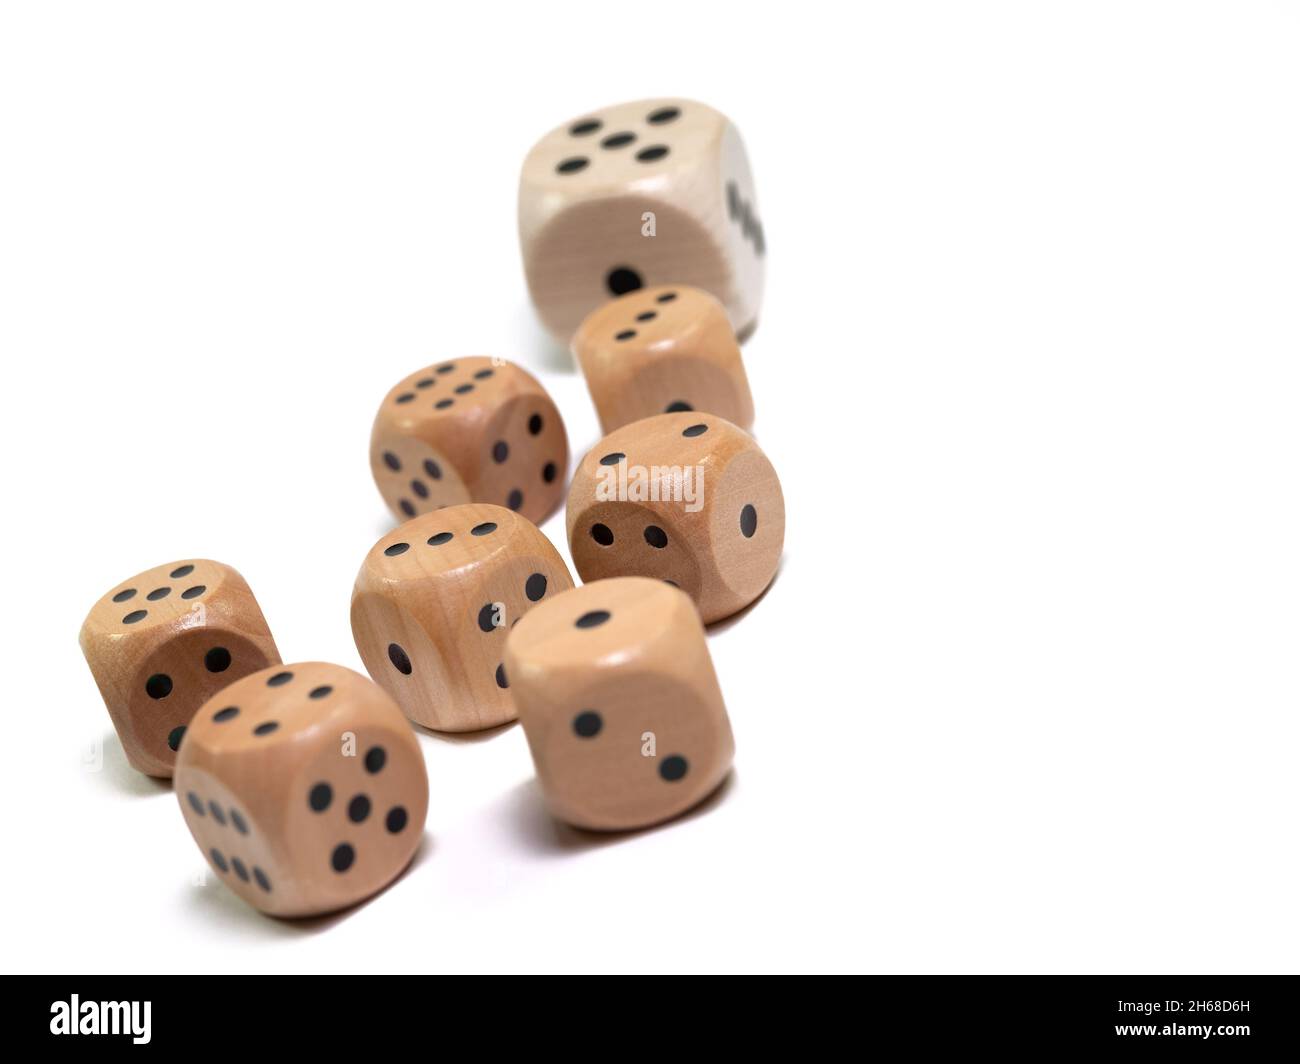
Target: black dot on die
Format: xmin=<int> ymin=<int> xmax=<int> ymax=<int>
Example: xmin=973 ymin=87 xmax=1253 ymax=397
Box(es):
xmin=383 ymin=452 xmax=401 ymax=471
xmin=386 ymin=807 xmax=409 ymax=833
xmin=455 ymin=383 xmax=474 ymax=395
xmin=575 ymin=610 xmax=611 ymax=629
xmin=181 ymin=585 xmax=206 ymax=599
xmin=570 ymin=118 xmax=601 ymax=136
xmin=495 ymin=663 xmax=508 ymax=689
xmin=400 ymin=499 xmax=416 ymax=517
xmin=416 ymin=377 xmax=435 ymax=389
xmin=600 ymin=452 xmax=626 ymax=466
xmin=254 ymin=721 xmax=279 ymax=736
xmin=411 ymin=480 xmax=428 ymax=499
xmin=437 ymin=363 xmax=455 ymax=375
xmin=636 ymin=311 xmax=657 ymax=322
xmin=147 ymin=586 xmax=171 ymax=601
xmin=253 ymin=867 xmax=272 ymax=892
xmin=205 ymin=647 xmax=231 ymax=673
xmin=428 ymin=531 xmax=453 ymax=546
xmin=657 ymin=292 xmax=678 ymax=304
xmin=187 ymin=792 xmax=205 ymax=815
xmin=170 ymin=564 xmax=195 ymax=578
xmin=525 ymin=573 xmax=547 ymax=601
xmin=660 ymin=755 xmax=689 ymax=782
xmin=213 ymin=706 xmax=238 ymax=723
xmin=602 ymin=131 xmax=636 ymax=148
xmin=209 ymin=801 xmax=226 ymax=825
xmin=665 ymin=401 xmax=693 ymax=413
xmin=396 ymin=392 xmax=415 ymax=404
xmin=573 ymin=711 xmax=603 ymax=738
xmin=388 ymin=643 xmax=412 ymax=675
xmin=740 ymin=504 xmax=758 ymax=538
xmin=682 ymin=423 xmax=708 ymax=437
xmin=471 ymin=522 xmax=497 ymax=536
xmin=478 ymin=603 xmax=499 ymax=633
xmin=556 ymin=156 xmax=589 ymax=174
xmin=644 ymin=526 xmax=668 ymax=549
xmin=615 ymin=329 xmax=637 ymax=341
xmin=436 ymin=398 xmax=454 ymax=410
xmin=636 ymin=145 xmax=670 ymax=162
xmin=267 ymin=671 xmax=293 ymax=686
xmin=309 ymin=783 xmax=332 ymax=812
xmin=331 ymin=844 xmax=355 ymax=873
xmin=424 ymin=459 xmax=442 ymax=479
xmin=492 ymin=440 xmax=509 ymax=463
xmin=167 ymin=725 xmax=186 ymax=751
xmin=506 ymin=489 xmax=523 ymax=511
xmin=145 ymin=674 xmax=172 ymax=699
xmin=309 ymin=685 xmax=333 ymax=699
xmin=591 ymin=523 xmax=614 ymax=546
xmin=210 ymin=848 xmax=228 ymax=873
xmin=112 ymin=588 xmax=136 ymax=603
xmin=528 ymin=413 xmax=543 ymax=435
xmin=606 ymin=267 xmax=643 ymax=296
xmin=365 ymin=746 xmax=387 ymax=774
xmin=231 ymin=858 xmax=250 ymax=882
xmin=384 ymin=542 xmax=410 ymax=557
xmin=647 ymin=106 xmax=681 ymax=124
xmin=348 ymin=795 xmax=371 ymax=823
xmin=230 ymin=810 xmax=248 ymax=834
xmin=543 ymin=462 xmax=557 ymax=483
xmin=123 ymin=609 xmax=147 ymax=624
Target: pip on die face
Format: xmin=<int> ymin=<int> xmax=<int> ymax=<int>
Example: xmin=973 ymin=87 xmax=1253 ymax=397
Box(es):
xmin=519 ymin=97 xmax=764 ymax=344
xmin=352 ymin=503 xmax=574 ymax=732
xmin=175 ymin=661 xmax=428 ymax=918
xmin=79 ymin=560 xmax=280 ymax=778
xmin=567 ymin=413 xmax=784 ymax=624
xmin=573 ymin=284 xmax=755 ymax=435
xmin=370 ymin=356 xmax=568 ymax=527
xmin=505 ymin=577 xmax=735 ymax=831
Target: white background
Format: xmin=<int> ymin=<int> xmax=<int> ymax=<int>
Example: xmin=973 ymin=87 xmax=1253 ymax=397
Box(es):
xmin=1 ymin=2 xmax=1297 ymax=974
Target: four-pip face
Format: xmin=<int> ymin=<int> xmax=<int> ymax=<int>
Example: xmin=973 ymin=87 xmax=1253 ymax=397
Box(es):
xmin=175 ymin=661 xmax=427 ymax=918
xmin=505 ymin=577 xmax=735 ymax=831
xmin=519 ymin=97 xmax=765 ymax=345
xmin=79 ymin=559 xmax=280 ymax=777
xmin=370 ymin=356 xmax=569 ymax=527
xmin=572 ymin=283 xmax=755 ymax=434
xmin=351 ymin=503 xmax=575 ymax=732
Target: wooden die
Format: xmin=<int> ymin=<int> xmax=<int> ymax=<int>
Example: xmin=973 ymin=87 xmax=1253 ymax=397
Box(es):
xmin=79 ymin=560 xmax=280 ymax=777
xmin=519 ymin=97 xmax=764 ymax=344
xmin=175 ymin=662 xmax=427 ymax=918
xmin=566 ymin=413 xmax=784 ymax=623
xmin=572 ymin=283 xmax=755 ymax=434
xmin=505 ymin=578 xmax=734 ymax=831
xmin=369 ymin=356 xmax=568 ymax=526
xmin=351 ymin=503 xmax=574 ymax=732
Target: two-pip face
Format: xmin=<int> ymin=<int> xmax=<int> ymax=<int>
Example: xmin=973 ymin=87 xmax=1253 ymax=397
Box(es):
xmin=519 ymin=97 xmax=765 ymax=345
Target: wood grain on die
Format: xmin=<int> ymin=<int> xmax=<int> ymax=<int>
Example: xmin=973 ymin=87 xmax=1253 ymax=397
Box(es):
xmin=505 ymin=578 xmax=734 ymax=831
xmin=566 ymin=413 xmax=784 ymax=623
xmin=573 ymin=284 xmax=755 ymax=433
xmin=351 ymin=504 xmax=575 ymax=732
xmin=370 ymin=356 xmax=568 ymax=526
xmin=519 ymin=98 xmax=764 ymax=344
xmin=79 ymin=560 xmax=280 ymax=778
xmin=174 ymin=662 xmax=427 ymax=918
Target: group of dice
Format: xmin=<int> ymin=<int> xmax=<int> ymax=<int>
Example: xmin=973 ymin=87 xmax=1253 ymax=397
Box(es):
xmin=79 ymin=97 xmax=779 ymax=918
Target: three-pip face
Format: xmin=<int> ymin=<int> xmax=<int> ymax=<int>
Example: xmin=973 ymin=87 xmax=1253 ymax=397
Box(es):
xmin=519 ymin=97 xmax=765 ymax=345
xmin=79 ymin=559 xmax=280 ymax=777
xmin=505 ymin=578 xmax=735 ymax=831
xmin=352 ymin=503 xmax=575 ymax=732
xmin=369 ymin=356 xmax=568 ymax=527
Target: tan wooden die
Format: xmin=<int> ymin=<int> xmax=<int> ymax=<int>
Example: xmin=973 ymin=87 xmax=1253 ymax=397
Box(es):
xmin=505 ymin=577 xmax=734 ymax=831
xmin=174 ymin=662 xmax=427 ymax=918
xmin=573 ymin=284 xmax=755 ymax=434
xmin=566 ymin=413 xmax=784 ymax=623
xmin=351 ymin=503 xmax=574 ymax=732
xmin=79 ymin=559 xmax=280 ymax=778
xmin=369 ymin=356 xmax=568 ymax=526
xmin=519 ymin=97 xmax=764 ymax=344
